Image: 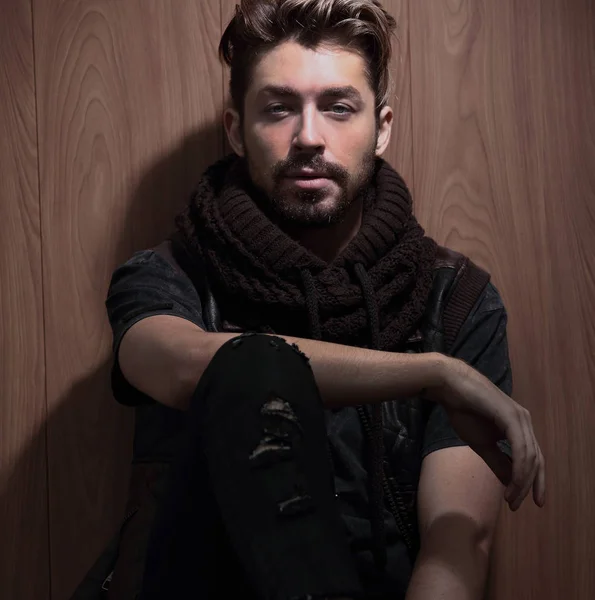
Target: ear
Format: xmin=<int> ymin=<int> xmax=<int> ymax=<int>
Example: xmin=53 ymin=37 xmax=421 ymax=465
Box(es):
xmin=375 ymin=105 xmax=393 ymax=157
xmin=223 ymin=107 xmax=245 ymax=157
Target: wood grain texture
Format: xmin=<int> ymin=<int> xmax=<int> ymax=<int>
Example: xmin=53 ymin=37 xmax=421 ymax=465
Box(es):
xmin=221 ymin=0 xmax=238 ymax=155
xmin=379 ymin=0 xmax=415 ymax=191
xmin=32 ymin=1 xmax=224 ymax=597
xmin=409 ymin=0 xmax=595 ymax=598
xmin=0 ymin=1 xmax=49 ymax=599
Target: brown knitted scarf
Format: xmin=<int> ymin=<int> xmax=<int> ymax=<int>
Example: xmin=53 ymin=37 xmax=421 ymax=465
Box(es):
xmin=172 ymin=152 xmax=437 ymax=570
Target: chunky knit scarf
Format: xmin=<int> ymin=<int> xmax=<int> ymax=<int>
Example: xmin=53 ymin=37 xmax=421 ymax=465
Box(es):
xmin=172 ymin=153 xmax=437 ymax=569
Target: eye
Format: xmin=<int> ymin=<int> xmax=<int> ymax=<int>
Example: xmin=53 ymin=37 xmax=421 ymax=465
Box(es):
xmin=265 ymin=103 xmax=291 ymax=115
xmin=328 ymin=104 xmax=353 ymax=115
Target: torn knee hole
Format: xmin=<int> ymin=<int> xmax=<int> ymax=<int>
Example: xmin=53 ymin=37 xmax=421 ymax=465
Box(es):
xmin=261 ymin=396 xmax=299 ymax=422
xmin=277 ymin=492 xmax=315 ymax=517
xmin=249 ymin=395 xmax=302 ymax=467
xmin=249 ymin=435 xmax=291 ymax=460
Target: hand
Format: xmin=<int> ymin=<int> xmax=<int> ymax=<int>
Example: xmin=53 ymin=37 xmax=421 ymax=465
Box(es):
xmin=427 ymin=356 xmax=546 ymax=512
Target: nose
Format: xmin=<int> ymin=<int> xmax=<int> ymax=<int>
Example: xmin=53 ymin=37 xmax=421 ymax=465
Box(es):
xmin=292 ymin=107 xmax=325 ymax=152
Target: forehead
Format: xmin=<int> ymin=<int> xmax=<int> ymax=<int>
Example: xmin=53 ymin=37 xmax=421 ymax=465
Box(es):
xmin=248 ymin=40 xmax=371 ymax=99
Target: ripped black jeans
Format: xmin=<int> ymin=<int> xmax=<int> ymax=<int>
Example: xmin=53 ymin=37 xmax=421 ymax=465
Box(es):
xmin=139 ymin=333 xmax=362 ymax=600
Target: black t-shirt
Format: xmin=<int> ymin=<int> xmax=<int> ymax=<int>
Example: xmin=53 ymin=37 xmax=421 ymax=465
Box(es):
xmin=106 ymin=247 xmax=512 ymax=598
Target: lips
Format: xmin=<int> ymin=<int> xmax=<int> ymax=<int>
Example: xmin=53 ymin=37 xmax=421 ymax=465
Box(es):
xmin=284 ymin=175 xmax=332 ymax=189
xmin=285 ymin=170 xmax=330 ymax=179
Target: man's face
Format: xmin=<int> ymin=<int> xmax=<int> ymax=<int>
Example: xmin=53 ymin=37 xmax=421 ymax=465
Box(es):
xmin=225 ymin=41 xmax=392 ymax=228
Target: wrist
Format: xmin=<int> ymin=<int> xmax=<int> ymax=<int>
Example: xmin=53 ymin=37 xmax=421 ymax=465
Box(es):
xmin=424 ymin=352 xmax=453 ymax=403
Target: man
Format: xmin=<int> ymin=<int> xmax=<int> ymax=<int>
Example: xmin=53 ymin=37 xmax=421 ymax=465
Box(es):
xmin=104 ymin=1 xmax=545 ymax=599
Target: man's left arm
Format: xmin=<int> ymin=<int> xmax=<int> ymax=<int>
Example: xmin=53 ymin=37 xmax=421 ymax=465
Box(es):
xmin=406 ymin=282 xmax=512 ymax=600
xmin=405 ymin=446 xmax=502 ymax=599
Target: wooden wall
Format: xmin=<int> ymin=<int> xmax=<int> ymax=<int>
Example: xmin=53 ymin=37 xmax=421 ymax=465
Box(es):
xmin=0 ymin=1 xmax=593 ymax=598
xmin=0 ymin=1 xmax=48 ymax=598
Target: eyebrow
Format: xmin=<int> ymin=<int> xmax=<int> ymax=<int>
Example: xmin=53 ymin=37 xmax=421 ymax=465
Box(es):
xmin=257 ymin=84 xmax=363 ymax=104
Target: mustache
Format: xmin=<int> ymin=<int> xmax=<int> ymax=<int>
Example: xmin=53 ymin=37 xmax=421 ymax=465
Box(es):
xmin=273 ymin=158 xmax=348 ymax=181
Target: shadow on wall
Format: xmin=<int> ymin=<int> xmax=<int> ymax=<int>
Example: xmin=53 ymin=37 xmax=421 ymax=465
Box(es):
xmin=1 ymin=119 xmax=225 ymax=600
xmin=125 ymin=120 xmax=226 ymax=252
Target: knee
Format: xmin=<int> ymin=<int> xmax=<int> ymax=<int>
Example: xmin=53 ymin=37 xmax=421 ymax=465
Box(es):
xmin=195 ymin=333 xmax=315 ymax=410
xmin=227 ymin=332 xmax=307 ymax=359
xmin=187 ymin=333 xmax=319 ymax=446
xmin=214 ymin=332 xmax=311 ymax=376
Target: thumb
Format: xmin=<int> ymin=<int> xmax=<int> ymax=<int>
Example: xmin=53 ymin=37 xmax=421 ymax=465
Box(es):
xmin=471 ymin=443 xmax=512 ymax=488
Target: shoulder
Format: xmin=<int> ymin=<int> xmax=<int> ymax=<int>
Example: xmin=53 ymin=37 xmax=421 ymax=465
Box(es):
xmin=108 ymin=240 xmax=199 ymax=293
xmin=433 ymin=245 xmax=468 ymax=270
xmin=422 ymin=245 xmax=507 ymax=352
xmin=110 ymin=245 xmax=179 ymax=278
xmin=432 ymin=246 xmax=492 ymax=293
xmin=432 ymin=246 xmax=505 ymax=313
xmin=471 ymin=280 xmax=505 ymax=313
xmin=106 ymin=241 xmax=205 ymax=323
xmin=429 ymin=245 xmax=498 ymax=320
xmin=106 ymin=241 xmax=207 ymax=358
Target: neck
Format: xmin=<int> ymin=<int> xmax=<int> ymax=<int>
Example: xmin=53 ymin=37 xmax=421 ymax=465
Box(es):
xmin=283 ymin=196 xmax=364 ymax=263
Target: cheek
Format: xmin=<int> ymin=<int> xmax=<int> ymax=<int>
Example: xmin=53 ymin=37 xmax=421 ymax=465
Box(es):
xmin=252 ymin=120 xmax=287 ymax=145
xmin=340 ymin=146 xmax=372 ymax=176
xmin=246 ymin=131 xmax=282 ymax=167
xmin=333 ymin=127 xmax=376 ymax=161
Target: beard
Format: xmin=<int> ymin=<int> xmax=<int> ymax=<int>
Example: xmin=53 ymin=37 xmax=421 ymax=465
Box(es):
xmin=244 ymin=142 xmax=378 ymax=229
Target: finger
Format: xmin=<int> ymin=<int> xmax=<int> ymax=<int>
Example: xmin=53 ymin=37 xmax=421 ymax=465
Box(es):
xmin=510 ymin=410 xmax=538 ymax=511
xmin=512 ymin=455 xmax=538 ymax=511
xmin=533 ymin=448 xmax=546 ymax=507
xmin=472 ymin=443 xmax=512 ymax=488
xmin=509 ymin=409 xmax=535 ymax=510
xmin=502 ymin=408 xmax=528 ymax=506
xmin=510 ymin=451 xmax=537 ymax=511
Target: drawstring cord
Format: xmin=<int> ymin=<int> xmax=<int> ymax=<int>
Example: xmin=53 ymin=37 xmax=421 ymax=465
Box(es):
xmin=300 ymin=264 xmax=388 ymax=573
xmin=354 ymin=263 xmax=387 ymax=573
xmin=300 ymin=268 xmax=322 ymax=340
xmin=354 ymin=263 xmax=380 ymax=349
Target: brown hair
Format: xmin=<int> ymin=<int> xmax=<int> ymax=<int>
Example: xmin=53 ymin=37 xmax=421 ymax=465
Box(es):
xmin=219 ymin=0 xmax=398 ymax=121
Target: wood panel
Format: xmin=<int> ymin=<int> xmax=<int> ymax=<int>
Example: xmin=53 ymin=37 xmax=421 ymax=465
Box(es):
xmin=33 ymin=1 xmax=224 ymax=597
xmin=0 ymin=1 xmax=49 ymax=599
xmin=409 ymin=0 xmax=595 ymax=598
xmin=380 ymin=0 xmax=414 ymax=190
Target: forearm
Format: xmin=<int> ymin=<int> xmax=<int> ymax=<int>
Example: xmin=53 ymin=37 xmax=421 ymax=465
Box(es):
xmin=183 ymin=330 xmax=445 ymax=411
xmin=405 ymin=524 xmax=490 ymax=600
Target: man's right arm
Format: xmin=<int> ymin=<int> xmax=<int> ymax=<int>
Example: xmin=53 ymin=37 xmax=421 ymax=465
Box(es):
xmin=118 ymin=313 xmax=446 ymax=412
